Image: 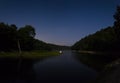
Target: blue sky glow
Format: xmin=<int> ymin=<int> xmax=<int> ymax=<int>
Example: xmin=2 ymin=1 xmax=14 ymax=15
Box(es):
xmin=0 ymin=0 xmax=120 ymax=46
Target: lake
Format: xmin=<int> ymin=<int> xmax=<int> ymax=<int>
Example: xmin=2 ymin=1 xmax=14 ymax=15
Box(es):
xmin=0 ymin=50 xmax=98 ymax=83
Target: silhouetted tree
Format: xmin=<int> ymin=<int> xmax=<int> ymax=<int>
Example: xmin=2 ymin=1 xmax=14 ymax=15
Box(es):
xmin=72 ymin=27 xmax=116 ymax=51
xmin=18 ymin=25 xmax=36 ymax=51
xmin=0 ymin=22 xmax=69 ymax=52
xmin=0 ymin=23 xmax=17 ymax=51
xmin=113 ymin=6 xmax=120 ymax=50
xmin=114 ymin=6 xmax=120 ymax=40
xmin=72 ymin=6 xmax=120 ymax=51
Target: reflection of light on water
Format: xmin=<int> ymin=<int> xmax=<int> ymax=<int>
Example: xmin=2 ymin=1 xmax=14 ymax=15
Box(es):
xmin=33 ymin=51 xmax=98 ymax=83
xmin=59 ymin=50 xmax=62 ymax=54
xmin=0 ymin=51 xmax=98 ymax=83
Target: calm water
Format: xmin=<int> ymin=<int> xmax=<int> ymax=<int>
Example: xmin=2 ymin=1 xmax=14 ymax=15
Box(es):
xmin=0 ymin=51 xmax=98 ymax=83
xmin=34 ymin=51 xmax=97 ymax=83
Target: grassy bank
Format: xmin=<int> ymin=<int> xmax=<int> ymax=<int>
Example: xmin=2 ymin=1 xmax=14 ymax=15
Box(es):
xmin=0 ymin=51 xmax=60 ymax=59
xmin=78 ymin=50 xmax=120 ymax=55
xmin=73 ymin=51 xmax=120 ymax=71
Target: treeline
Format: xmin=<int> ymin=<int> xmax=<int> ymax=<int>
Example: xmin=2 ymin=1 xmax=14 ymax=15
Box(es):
xmin=0 ymin=22 xmax=68 ymax=52
xmin=47 ymin=43 xmax=70 ymax=50
xmin=72 ymin=27 xmax=117 ymax=51
xmin=33 ymin=39 xmax=70 ymax=51
xmin=72 ymin=6 xmax=120 ymax=52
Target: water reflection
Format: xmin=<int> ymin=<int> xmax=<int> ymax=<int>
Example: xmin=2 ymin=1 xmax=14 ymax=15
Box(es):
xmin=0 ymin=51 xmax=98 ymax=83
xmin=34 ymin=51 xmax=98 ymax=83
xmin=0 ymin=58 xmax=36 ymax=83
xmin=73 ymin=52 xmax=119 ymax=71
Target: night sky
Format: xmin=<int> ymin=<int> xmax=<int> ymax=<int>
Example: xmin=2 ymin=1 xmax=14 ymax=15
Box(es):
xmin=0 ymin=0 xmax=120 ymax=46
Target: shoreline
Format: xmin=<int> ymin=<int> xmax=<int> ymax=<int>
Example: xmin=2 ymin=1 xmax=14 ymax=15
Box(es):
xmin=76 ymin=50 xmax=120 ymax=55
xmin=0 ymin=51 xmax=60 ymax=59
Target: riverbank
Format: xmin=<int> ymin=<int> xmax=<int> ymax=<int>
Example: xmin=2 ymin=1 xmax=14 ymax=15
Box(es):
xmin=78 ymin=50 xmax=120 ymax=56
xmin=73 ymin=51 xmax=120 ymax=72
xmin=93 ymin=59 xmax=120 ymax=83
xmin=0 ymin=51 xmax=60 ymax=59
xmin=73 ymin=50 xmax=120 ymax=83
xmin=0 ymin=50 xmax=60 ymax=82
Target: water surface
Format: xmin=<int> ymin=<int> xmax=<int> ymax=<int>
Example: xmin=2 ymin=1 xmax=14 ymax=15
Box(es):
xmin=0 ymin=51 xmax=98 ymax=83
xmin=34 ymin=51 xmax=97 ymax=83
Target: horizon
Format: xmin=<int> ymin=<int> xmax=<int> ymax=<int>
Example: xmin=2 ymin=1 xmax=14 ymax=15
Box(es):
xmin=0 ymin=0 xmax=120 ymax=46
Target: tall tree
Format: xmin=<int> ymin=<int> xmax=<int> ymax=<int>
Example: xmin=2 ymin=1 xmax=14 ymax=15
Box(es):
xmin=114 ymin=6 xmax=120 ymax=41
xmin=113 ymin=6 xmax=120 ymax=50
xmin=0 ymin=23 xmax=17 ymax=51
xmin=18 ymin=25 xmax=36 ymax=51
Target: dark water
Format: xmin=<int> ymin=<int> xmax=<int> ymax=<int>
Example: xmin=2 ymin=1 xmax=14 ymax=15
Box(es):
xmin=34 ymin=51 xmax=97 ymax=83
xmin=0 ymin=51 xmax=98 ymax=83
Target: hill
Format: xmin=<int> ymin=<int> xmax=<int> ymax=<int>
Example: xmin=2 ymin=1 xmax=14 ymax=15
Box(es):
xmin=72 ymin=27 xmax=117 ymax=51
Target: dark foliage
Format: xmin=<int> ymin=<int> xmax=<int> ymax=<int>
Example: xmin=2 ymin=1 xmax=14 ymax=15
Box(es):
xmin=72 ymin=6 xmax=120 ymax=52
xmin=0 ymin=23 xmax=17 ymax=51
xmin=0 ymin=22 xmax=68 ymax=52
xmin=113 ymin=6 xmax=120 ymax=50
xmin=72 ymin=27 xmax=116 ymax=51
xmin=33 ymin=39 xmax=52 ymax=51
